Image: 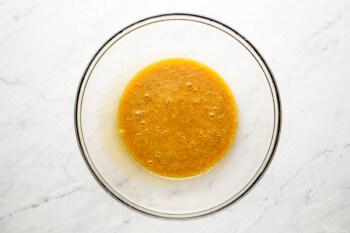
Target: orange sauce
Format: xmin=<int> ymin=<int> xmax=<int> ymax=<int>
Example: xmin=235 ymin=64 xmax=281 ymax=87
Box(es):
xmin=117 ymin=58 xmax=238 ymax=178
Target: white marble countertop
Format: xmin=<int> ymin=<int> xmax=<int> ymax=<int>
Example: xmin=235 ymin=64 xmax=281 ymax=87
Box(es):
xmin=1 ymin=0 xmax=349 ymax=232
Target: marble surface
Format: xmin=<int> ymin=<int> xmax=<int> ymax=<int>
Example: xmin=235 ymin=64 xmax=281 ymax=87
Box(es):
xmin=0 ymin=0 xmax=349 ymax=232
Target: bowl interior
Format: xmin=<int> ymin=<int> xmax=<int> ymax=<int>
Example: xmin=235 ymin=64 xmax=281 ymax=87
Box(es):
xmin=75 ymin=14 xmax=280 ymax=218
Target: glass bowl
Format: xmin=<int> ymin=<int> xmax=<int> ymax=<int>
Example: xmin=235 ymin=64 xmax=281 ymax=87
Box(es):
xmin=74 ymin=13 xmax=281 ymax=219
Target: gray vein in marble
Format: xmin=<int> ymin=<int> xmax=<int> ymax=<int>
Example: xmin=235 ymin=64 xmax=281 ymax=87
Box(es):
xmin=0 ymin=187 xmax=82 ymax=222
xmin=303 ymin=188 xmax=313 ymax=206
xmin=0 ymin=0 xmax=39 ymax=30
xmin=307 ymin=10 xmax=347 ymax=44
xmin=280 ymin=145 xmax=339 ymax=190
xmin=12 ymin=2 xmax=38 ymax=22
xmin=114 ymin=216 xmax=135 ymax=233
xmin=248 ymin=215 xmax=264 ymax=232
xmin=0 ymin=76 xmax=67 ymax=103
xmin=62 ymin=156 xmax=74 ymax=182
xmin=0 ymin=76 xmax=28 ymax=86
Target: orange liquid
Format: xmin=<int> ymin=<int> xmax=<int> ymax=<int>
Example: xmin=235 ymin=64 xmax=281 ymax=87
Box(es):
xmin=117 ymin=58 xmax=238 ymax=178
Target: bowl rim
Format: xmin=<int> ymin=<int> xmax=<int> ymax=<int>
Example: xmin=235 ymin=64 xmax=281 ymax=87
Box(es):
xmin=74 ymin=13 xmax=282 ymax=220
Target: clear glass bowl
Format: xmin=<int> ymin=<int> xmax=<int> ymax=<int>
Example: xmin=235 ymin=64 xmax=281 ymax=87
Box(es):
xmin=75 ymin=13 xmax=281 ymax=219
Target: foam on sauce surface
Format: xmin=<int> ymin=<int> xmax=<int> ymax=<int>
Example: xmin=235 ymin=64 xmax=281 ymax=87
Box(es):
xmin=117 ymin=58 xmax=238 ymax=178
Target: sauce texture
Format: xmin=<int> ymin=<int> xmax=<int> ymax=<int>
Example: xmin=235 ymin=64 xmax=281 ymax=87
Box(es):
xmin=117 ymin=58 xmax=238 ymax=178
